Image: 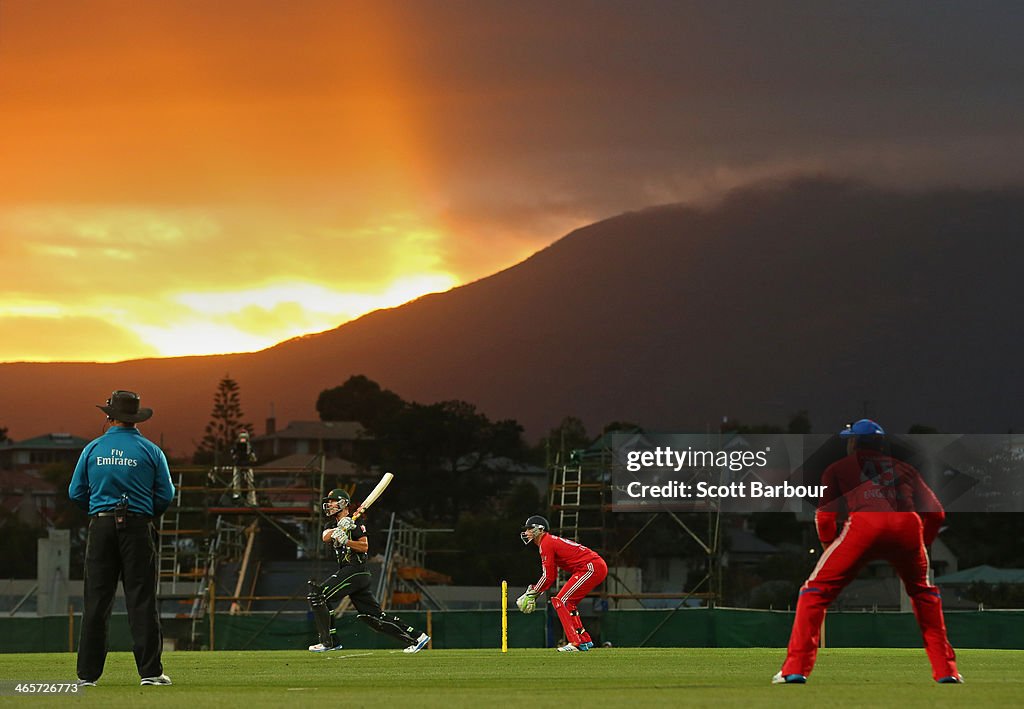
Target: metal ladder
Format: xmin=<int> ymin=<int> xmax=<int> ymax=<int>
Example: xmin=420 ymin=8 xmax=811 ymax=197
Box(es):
xmin=549 ymin=450 xmax=610 ymax=589
xmin=157 ymin=474 xmax=185 ymax=594
xmin=557 ymin=462 xmax=583 ymax=541
xmin=188 ymin=515 xmax=246 ymax=644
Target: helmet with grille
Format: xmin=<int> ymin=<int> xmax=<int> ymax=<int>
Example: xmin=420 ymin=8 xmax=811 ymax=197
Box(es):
xmin=521 ymin=515 xmax=549 ymax=545
xmin=321 ymin=488 xmax=351 ymax=517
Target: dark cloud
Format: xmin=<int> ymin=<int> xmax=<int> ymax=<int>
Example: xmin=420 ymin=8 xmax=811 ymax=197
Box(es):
xmin=393 ymin=1 xmax=1024 ymax=275
xmin=2 ymin=1 xmax=1023 ymax=359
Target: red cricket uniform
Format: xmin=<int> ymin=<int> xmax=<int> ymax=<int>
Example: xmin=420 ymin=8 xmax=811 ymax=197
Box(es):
xmin=531 ymin=534 xmax=608 ymax=646
xmin=781 ymin=449 xmax=959 ymax=680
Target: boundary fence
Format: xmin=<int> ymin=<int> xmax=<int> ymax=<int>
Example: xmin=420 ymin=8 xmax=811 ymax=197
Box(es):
xmin=2 ymin=608 xmax=1022 ymax=653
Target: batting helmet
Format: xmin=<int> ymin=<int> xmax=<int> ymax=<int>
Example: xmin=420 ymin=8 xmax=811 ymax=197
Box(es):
xmin=521 ymin=515 xmax=549 ymax=545
xmin=839 ymin=419 xmax=885 ymax=438
xmin=322 ymin=488 xmax=351 ymax=516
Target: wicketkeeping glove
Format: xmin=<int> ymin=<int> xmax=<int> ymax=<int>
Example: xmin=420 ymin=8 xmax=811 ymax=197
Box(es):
xmin=330 ymin=527 xmax=349 ymax=547
xmin=515 ymin=590 xmax=538 ymax=614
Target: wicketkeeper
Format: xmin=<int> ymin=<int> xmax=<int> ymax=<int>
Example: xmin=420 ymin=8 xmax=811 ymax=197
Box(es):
xmin=517 ymin=515 xmax=607 ymax=652
xmin=306 ymin=488 xmax=430 ymax=654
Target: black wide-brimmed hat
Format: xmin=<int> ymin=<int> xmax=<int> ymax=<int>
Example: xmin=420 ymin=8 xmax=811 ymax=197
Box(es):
xmin=97 ymin=390 xmax=153 ymax=423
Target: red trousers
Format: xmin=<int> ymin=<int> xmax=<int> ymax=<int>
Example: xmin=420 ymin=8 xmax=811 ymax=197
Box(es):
xmin=781 ymin=513 xmax=958 ymax=680
xmin=551 ymin=558 xmax=607 ymax=646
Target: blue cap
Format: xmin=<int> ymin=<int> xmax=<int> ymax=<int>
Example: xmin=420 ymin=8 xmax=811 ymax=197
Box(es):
xmin=839 ymin=419 xmax=885 ymax=437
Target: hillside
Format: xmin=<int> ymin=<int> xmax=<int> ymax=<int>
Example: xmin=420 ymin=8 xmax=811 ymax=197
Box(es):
xmin=2 ymin=178 xmax=1022 ymax=456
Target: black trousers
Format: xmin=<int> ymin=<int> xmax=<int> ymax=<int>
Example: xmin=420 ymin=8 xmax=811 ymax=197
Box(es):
xmin=77 ymin=516 xmax=163 ymax=681
xmin=322 ymin=565 xmax=382 ymax=616
xmin=315 ymin=565 xmax=419 ymax=647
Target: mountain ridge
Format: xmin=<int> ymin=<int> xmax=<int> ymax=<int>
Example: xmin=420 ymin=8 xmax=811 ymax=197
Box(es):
xmin=2 ymin=177 xmax=1022 ymax=456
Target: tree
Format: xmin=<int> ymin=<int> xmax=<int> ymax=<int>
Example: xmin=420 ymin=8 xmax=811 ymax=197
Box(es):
xmin=316 ymin=375 xmax=404 ymax=430
xmin=352 ymin=398 xmax=529 ymax=524
xmin=719 ymin=410 xmax=812 ymax=434
xmin=961 ymin=581 xmax=1024 ymax=609
xmin=194 ymin=375 xmax=252 ymax=464
xmin=411 ymin=478 xmax=542 ymax=585
xmin=40 ymin=462 xmax=89 ymax=531
xmin=602 ymin=421 xmax=642 ymax=435
xmin=314 ymin=377 xmax=531 ymax=527
xmin=787 ymin=410 xmax=812 ymax=434
xmin=0 ymin=509 xmax=44 ymax=578
xmin=721 ymin=417 xmax=783 ymax=434
xmin=378 ymin=401 xmax=485 ymax=522
xmin=537 ymin=416 xmax=591 ymax=466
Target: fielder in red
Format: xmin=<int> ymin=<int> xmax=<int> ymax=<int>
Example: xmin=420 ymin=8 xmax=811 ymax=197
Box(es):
xmin=517 ymin=515 xmax=608 ymax=652
xmin=774 ymin=419 xmax=962 ymax=684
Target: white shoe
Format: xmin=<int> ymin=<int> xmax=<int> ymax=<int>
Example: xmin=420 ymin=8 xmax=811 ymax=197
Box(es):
xmin=557 ymin=644 xmax=580 ymax=652
xmin=308 ymin=642 xmax=343 ymax=652
xmin=404 ymin=633 xmax=430 ymax=654
xmin=76 ymin=679 xmax=97 ymax=687
xmin=772 ymin=671 xmax=806 ymax=684
xmin=140 ymin=674 xmax=172 ymax=686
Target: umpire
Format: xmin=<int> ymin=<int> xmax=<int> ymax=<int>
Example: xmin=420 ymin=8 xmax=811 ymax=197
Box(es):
xmin=68 ymin=390 xmax=175 ymax=687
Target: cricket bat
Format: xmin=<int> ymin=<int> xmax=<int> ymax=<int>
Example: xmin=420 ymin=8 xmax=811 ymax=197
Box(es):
xmin=351 ymin=472 xmax=394 ymax=521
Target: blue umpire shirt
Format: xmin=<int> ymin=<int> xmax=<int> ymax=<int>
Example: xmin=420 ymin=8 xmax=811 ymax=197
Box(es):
xmin=69 ymin=426 xmax=175 ymax=516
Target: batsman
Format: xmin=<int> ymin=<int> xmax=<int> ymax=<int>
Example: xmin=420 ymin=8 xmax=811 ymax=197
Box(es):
xmin=306 ymin=487 xmax=430 ymax=654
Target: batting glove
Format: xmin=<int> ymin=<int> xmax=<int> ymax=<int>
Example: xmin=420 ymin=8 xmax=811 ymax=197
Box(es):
xmin=330 ymin=527 xmax=349 ymax=547
xmin=338 ymin=517 xmax=356 ymax=531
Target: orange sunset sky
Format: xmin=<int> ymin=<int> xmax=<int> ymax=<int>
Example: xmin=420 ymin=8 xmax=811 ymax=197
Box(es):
xmin=2 ymin=1 xmax=1022 ymax=362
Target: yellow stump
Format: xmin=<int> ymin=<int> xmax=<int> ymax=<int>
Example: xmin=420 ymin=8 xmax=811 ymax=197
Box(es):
xmin=501 ymin=580 xmax=508 ymax=653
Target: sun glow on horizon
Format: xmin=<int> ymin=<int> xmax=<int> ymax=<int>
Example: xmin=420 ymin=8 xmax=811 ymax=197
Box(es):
xmin=0 ymin=1 xmax=474 ymax=365
xmin=0 ymin=273 xmax=458 ymax=363
xmin=145 ymin=274 xmax=460 ymax=358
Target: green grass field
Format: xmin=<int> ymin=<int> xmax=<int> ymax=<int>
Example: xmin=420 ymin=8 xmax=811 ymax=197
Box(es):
xmin=1 ymin=648 xmax=1019 ymax=707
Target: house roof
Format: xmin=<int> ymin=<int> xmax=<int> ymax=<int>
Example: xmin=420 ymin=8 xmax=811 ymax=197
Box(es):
xmin=727 ymin=528 xmax=780 ymax=555
xmin=257 ymin=453 xmax=361 ymax=478
xmin=456 ymin=455 xmax=547 ymax=476
xmin=934 ymin=565 xmax=1024 ymax=585
xmin=254 ymin=421 xmax=368 ymax=441
xmin=0 ymin=470 xmax=58 ymax=493
xmin=4 ymin=432 xmax=89 ymax=450
xmin=834 ymin=576 xmax=903 ymax=609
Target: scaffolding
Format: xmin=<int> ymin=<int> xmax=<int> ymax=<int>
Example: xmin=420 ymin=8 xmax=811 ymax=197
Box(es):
xmin=157 ymin=457 xmax=454 ymax=646
xmin=384 ymin=518 xmax=453 ymax=611
xmin=156 ymin=455 xmax=327 ymax=645
xmin=548 ymin=448 xmax=609 ymax=549
xmin=547 ymin=437 xmax=722 ymax=615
